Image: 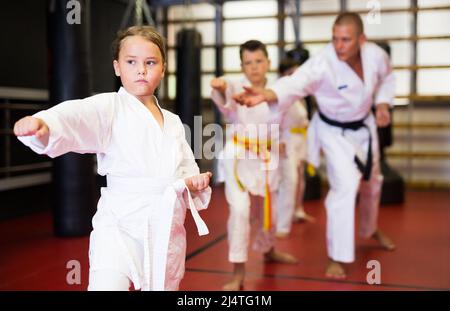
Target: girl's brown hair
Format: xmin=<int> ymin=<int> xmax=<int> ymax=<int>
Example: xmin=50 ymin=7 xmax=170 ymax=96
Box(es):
xmin=112 ymin=25 xmax=166 ymax=63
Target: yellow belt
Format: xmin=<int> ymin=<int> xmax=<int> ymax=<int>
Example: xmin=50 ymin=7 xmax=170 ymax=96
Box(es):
xmin=289 ymin=127 xmax=316 ymax=177
xmin=290 ymin=127 xmax=307 ymax=136
xmin=232 ymin=134 xmax=272 ymax=231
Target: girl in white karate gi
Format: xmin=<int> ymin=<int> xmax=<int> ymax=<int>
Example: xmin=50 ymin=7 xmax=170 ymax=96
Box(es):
xmin=233 ymin=13 xmax=396 ymax=279
xmin=14 ymin=26 xmax=212 ymax=291
xmin=275 ymin=58 xmax=315 ymax=239
xmin=210 ymin=40 xmax=297 ymax=291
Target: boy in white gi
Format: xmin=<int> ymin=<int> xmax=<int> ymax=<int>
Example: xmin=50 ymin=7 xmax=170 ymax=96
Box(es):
xmin=276 ymin=57 xmax=315 ymax=239
xmin=210 ymin=40 xmax=297 ymax=291
xmin=14 ymin=26 xmax=212 ymax=291
xmin=234 ymin=13 xmax=396 ymax=279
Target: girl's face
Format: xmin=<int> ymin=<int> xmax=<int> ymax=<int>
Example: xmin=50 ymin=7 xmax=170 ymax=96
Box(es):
xmin=113 ymin=35 xmax=165 ymax=100
xmin=241 ymin=49 xmax=270 ymax=86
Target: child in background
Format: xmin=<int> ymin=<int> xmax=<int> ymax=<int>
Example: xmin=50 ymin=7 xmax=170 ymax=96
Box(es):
xmin=210 ymin=40 xmax=297 ymax=291
xmin=276 ymin=57 xmax=315 ymax=239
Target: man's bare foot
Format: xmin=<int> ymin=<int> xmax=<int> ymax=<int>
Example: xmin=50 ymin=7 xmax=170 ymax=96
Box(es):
xmin=325 ymin=260 xmax=346 ymax=279
xmin=372 ymin=229 xmax=396 ymax=251
xmin=223 ymin=263 xmax=245 ymax=291
xmin=264 ymin=248 xmax=298 ymax=264
xmin=275 ymin=232 xmax=289 ymax=239
xmin=294 ymin=208 xmax=316 ymax=223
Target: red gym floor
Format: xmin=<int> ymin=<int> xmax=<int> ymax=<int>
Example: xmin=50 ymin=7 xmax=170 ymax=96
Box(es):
xmin=0 ymin=185 xmax=449 ymax=291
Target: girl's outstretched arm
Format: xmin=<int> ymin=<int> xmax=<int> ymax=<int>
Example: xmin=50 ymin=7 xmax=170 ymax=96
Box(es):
xmin=15 ymin=93 xmax=115 ymax=158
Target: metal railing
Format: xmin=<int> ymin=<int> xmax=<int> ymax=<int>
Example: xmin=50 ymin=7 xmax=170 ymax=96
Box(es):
xmin=0 ymin=87 xmax=51 ymax=191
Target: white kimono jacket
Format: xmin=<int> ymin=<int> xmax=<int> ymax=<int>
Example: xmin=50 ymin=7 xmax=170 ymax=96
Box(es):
xmin=18 ymin=87 xmax=211 ymax=291
xmin=211 ymin=76 xmax=281 ymax=196
xmin=271 ymin=42 xmax=395 ymax=168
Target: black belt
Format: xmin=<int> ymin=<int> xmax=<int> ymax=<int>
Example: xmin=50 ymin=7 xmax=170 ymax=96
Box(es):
xmin=318 ymin=111 xmax=372 ymax=181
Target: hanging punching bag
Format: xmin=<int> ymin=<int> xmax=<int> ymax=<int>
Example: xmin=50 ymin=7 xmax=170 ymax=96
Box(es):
xmin=175 ymin=28 xmax=202 ymax=148
xmin=47 ymin=0 xmax=96 ymax=236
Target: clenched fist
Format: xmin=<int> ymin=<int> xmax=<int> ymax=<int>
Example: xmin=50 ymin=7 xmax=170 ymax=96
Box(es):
xmin=185 ymin=172 xmax=213 ymax=192
xmin=375 ymin=103 xmax=391 ymax=127
xmin=14 ymin=116 xmax=49 ymax=146
xmin=210 ymin=78 xmax=227 ymax=93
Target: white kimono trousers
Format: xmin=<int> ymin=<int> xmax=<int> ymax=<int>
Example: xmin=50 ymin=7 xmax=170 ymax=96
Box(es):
xmin=18 ymin=87 xmax=211 ymax=290
xmin=211 ymin=76 xmax=281 ymax=263
xmin=276 ymin=100 xmax=309 ymax=234
xmin=272 ymin=42 xmax=395 ymax=262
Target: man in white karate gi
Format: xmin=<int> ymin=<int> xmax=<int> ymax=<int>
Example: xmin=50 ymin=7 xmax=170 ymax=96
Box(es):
xmin=234 ymin=12 xmax=396 ymax=279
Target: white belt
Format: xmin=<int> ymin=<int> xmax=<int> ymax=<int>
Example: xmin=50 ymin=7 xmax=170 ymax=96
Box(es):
xmin=106 ymin=175 xmax=209 ymax=290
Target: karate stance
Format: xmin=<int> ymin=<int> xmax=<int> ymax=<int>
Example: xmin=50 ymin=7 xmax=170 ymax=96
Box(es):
xmin=234 ymin=13 xmax=396 ymax=279
xmin=210 ymin=40 xmax=297 ymax=291
xmin=276 ymin=57 xmax=315 ymax=239
xmin=14 ymin=26 xmax=212 ymax=291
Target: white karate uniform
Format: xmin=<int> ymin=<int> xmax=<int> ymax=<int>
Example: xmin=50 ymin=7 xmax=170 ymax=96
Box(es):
xmin=211 ymin=76 xmax=281 ymax=263
xmin=18 ymin=87 xmax=211 ymax=290
xmin=276 ymin=100 xmax=309 ymax=234
xmin=271 ymin=42 xmax=395 ymax=263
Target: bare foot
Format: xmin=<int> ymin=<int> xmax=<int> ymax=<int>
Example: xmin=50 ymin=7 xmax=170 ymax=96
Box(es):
xmin=223 ymin=263 xmax=244 ymax=291
xmin=275 ymin=232 xmax=290 ymax=239
xmin=325 ymin=260 xmax=346 ymax=279
xmin=372 ymin=229 xmax=396 ymax=251
xmin=264 ymin=248 xmax=298 ymax=264
xmin=294 ymin=208 xmax=316 ymax=223
xmin=223 ymin=277 xmax=244 ymax=291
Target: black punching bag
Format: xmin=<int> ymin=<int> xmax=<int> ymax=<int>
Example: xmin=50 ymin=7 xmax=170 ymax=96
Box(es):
xmin=47 ymin=0 xmax=96 ymax=236
xmin=175 ymin=29 xmax=202 ymax=148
